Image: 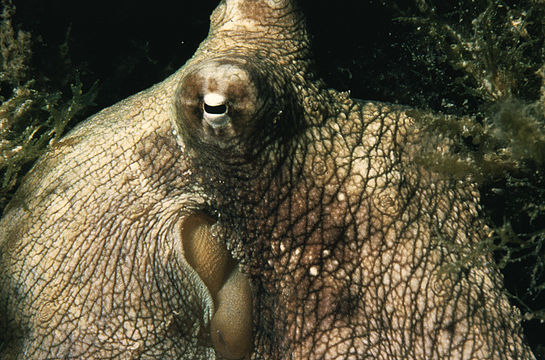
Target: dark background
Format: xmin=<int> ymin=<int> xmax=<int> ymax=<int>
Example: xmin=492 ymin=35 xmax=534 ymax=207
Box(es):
xmin=11 ymin=0 xmax=452 ymax=114
xmin=8 ymin=0 xmax=545 ymax=356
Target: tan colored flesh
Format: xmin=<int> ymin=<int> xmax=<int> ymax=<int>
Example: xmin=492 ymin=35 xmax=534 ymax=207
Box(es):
xmin=180 ymin=214 xmax=233 ymax=296
xmin=180 ymin=214 xmax=253 ymax=359
xmin=211 ymin=267 xmax=253 ymax=360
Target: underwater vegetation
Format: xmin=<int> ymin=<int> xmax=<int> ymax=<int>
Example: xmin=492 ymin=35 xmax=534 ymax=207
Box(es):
xmin=1 ymin=0 xmax=545 ymax=357
xmin=0 ymin=0 xmax=97 ymax=213
xmin=398 ymin=1 xmax=545 ymax=356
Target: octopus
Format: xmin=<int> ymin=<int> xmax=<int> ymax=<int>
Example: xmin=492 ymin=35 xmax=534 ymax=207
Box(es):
xmin=0 ymin=0 xmax=536 ymax=359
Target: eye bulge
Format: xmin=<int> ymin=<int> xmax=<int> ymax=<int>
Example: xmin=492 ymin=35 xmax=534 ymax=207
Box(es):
xmin=175 ymin=59 xmax=269 ymax=148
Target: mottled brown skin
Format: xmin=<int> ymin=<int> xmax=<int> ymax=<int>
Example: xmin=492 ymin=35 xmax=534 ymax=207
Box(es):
xmin=0 ymin=0 xmax=536 ymax=359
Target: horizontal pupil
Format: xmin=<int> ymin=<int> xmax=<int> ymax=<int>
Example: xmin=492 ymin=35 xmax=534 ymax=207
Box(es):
xmin=204 ymin=103 xmax=227 ymax=115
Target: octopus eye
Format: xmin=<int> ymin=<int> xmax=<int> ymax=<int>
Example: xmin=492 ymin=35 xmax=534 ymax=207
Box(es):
xmin=175 ymin=58 xmax=273 ymax=156
xmin=176 ymin=60 xmax=264 ymax=141
xmin=202 ymin=93 xmax=230 ymax=128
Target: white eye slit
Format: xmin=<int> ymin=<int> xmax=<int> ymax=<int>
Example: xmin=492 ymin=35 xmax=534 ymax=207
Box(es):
xmin=202 ymin=92 xmax=230 ymax=129
xmin=202 ymin=93 xmax=230 ymax=129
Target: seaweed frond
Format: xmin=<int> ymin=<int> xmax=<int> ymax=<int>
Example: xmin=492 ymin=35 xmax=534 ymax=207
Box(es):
xmin=404 ymin=0 xmax=545 ymax=331
xmin=0 ymin=0 xmax=97 ymax=216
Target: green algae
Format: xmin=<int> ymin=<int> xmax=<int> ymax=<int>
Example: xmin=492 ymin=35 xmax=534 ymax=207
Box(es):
xmin=0 ymin=0 xmax=97 ymax=215
xmin=399 ymin=1 xmax=545 ymax=355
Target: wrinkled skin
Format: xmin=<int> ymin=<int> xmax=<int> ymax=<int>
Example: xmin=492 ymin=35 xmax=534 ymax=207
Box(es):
xmin=0 ymin=0 xmax=536 ymax=359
